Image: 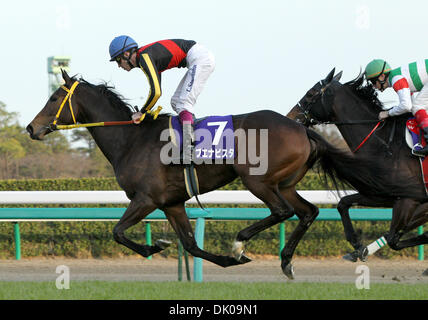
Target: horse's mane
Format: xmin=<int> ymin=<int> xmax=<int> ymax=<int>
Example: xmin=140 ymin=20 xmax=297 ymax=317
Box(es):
xmin=344 ymin=74 xmax=384 ymax=113
xmin=76 ymin=76 xmax=171 ymax=122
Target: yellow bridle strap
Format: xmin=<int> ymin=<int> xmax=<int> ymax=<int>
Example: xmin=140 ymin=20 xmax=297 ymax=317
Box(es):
xmin=55 ymin=122 xmax=106 ymax=130
xmin=51 ymin=80 xmax=163 ymax=130
xmin=55 ymin=107 xmax=163 ymax=130
xmin=53 ymin=81 xmax=79 ymax=125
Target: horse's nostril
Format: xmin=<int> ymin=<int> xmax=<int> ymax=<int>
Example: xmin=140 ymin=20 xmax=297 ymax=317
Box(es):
xmin=26 ymin=124 xmax=33 ymax=135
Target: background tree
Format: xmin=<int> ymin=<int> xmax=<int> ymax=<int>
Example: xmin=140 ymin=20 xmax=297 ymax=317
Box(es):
xmin=0 ymin=101 xmax=114 ymax=179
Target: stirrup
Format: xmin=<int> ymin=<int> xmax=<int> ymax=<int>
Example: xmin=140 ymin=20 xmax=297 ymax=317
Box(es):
xmin=412 ymin=143 xmax=428 ymax=157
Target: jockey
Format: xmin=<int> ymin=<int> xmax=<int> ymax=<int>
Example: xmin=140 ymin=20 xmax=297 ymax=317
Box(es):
xmin=109 ymin=35 xmax=215 ymax=162
xmin=365 ymin=59 xmax=428 ymax=157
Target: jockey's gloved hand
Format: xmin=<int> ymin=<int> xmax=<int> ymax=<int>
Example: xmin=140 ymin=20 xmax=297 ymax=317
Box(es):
xmin=132 ymin=112 xmax=143 ymax=124
xmin=378 ymin=111 xmax=389 ymax=120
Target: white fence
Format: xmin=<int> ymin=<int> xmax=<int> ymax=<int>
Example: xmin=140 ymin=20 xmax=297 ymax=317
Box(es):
xmin=0 ymin=190 xmax=357 ymax=205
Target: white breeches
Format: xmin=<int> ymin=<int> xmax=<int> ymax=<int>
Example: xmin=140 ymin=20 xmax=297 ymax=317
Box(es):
xmin=171 ymin=43 xmax=215 ymax=115
xmin=412 ymin=83 xmax=428 ymax=114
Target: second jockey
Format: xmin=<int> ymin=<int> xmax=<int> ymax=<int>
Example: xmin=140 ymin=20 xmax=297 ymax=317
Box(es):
xmin=365 ymin=59 xmax=428 ymax=157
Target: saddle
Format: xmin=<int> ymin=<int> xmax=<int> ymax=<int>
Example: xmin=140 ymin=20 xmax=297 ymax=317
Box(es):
xmin=169 ymin=115 xmax=235 ymax=161
xmin=406 ymin=118 xmax=428 ymax=194
xmin=405 ymin=118 xmax=427 ymax=156
xmin=167 ymin=115 xmax=235 ymax=199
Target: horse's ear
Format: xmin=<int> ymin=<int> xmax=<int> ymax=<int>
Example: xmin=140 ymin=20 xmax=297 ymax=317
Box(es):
xmin=333 ymin=70 xmax=343 ymax=82
xmin=324 ymin=68 xmax=336 ymax=84
xmin=61 ymin=68 xmax=72 ymax=86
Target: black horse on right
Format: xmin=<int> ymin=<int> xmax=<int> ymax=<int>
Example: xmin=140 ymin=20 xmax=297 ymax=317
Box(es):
xmin=287 ymin=69 xmax=428 ymax=261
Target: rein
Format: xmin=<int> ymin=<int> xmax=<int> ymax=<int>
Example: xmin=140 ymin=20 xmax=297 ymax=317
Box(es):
xmin=351 ymin=121 xmax=382 ymax=153
xmin=51 ymin=80 xmax=162 ymax=130
xmin=298 ymin=107 xmax=385 ymax=153
xmin=316 ymin=118 xmax=383 ymax=153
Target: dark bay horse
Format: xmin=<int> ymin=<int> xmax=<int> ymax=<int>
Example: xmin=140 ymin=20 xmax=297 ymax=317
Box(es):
xmin=287 ymin=69 xmax=428 ymax=261
xmin=27 ymin=70 xmax=410 ymax=278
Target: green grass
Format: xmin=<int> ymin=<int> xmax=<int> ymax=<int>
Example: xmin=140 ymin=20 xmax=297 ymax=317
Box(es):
xmin=0 ymin=281 xmax=427 ymax=300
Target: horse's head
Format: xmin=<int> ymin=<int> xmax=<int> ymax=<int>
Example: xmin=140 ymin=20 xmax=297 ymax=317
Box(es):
xmin=287 ymin=68 xmax=343 ymax=126
xmin=27 ymin=70 xmax=81 ymax=140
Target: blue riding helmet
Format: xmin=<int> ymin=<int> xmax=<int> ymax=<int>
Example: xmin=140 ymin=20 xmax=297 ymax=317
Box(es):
xmin=109 ymin=35 xmax=138 ymax=61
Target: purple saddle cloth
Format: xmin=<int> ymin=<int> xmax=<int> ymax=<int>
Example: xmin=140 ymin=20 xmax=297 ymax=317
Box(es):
xmin=170 ymin=115 xmax=235 ymax=159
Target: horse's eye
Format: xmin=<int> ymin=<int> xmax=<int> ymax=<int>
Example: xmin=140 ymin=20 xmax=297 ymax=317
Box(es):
xmin=50 ymin=96 xmax=58 ymax=102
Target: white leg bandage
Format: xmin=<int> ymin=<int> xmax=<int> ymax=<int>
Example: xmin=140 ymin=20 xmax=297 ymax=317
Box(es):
xmin=366 ymin=236 xmax=387 ymax=255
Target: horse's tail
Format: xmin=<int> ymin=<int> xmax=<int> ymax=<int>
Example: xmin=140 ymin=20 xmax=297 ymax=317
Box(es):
xmin=305 ymin=128 xmax=420 ymax=198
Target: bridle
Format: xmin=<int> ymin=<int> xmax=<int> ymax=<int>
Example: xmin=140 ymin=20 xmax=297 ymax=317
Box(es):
xmin=296 ymin=81 xmax=387 ymax=154
xmin=49 ymin=81 xmax=80 ymax=131
xmin=49 ymin=80 xmax=162 ymax=131
xmin=296 ymin=81 xmax=332 ymax=126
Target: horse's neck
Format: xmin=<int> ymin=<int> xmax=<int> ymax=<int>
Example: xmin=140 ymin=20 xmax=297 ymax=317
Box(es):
xmin=334 ymin=100 xmax=385 ymax=152
xmin=87 ymin=126 xmax=136 ymax=165
xmin=77 ymin=99 xmax=139 ymax=166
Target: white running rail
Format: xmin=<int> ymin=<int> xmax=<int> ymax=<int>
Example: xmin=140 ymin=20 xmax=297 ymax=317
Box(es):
xmin=0 ymin=190 xmax=357 ymax=205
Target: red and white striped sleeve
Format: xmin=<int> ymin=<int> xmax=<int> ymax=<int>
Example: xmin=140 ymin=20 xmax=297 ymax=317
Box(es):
xmin=388 ymin=75 xmax=413 ymax=116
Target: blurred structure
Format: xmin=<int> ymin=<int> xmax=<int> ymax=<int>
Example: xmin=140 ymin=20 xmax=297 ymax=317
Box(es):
xmin=47 ymin=56 xmax=71 ymax=96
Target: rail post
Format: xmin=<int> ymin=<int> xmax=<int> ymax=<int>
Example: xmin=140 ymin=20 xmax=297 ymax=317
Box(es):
xmin=418 ymin=226 xmax=424 ymax=261
xmin=279 ymin=222 xmax=285 ymax=260
xmin=184 ymin=248 xmax=191 ymax=281
xmin=178 ymin=241 xmax=183 ymax=281
xmin=14 ymin=222 xmax=21 ymax=260
xmin=194 ymin=217 xmax=205 ymax=282
xmin=145 ymin=222 xmax=152 ymax=260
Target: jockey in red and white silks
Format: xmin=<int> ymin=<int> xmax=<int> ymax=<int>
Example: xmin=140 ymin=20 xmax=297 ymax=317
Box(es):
xmin=365 ymin=59 xmax=428 ymax=157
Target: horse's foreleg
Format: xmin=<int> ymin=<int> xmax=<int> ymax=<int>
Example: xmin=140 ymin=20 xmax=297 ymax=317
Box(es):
xmin=113 ymin=200 xmax=171 ymax=257
xmin=339 ymin=194 xmax=391 ymax=262
xmin=163 ymin=203 xmax=246 ymax=268
xmin=337 ymin=194 xmax=364 ymax=251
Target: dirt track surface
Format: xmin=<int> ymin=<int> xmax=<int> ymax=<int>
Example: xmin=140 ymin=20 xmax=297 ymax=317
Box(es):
xmin=0 ymin=256 xmax=427 ymax=283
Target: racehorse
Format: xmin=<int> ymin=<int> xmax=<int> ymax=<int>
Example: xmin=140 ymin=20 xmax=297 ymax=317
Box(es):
xmin=27 ymin=70 xmax=411 ymax=278
xmin=287 ymin=68 xmax=428 ymax=261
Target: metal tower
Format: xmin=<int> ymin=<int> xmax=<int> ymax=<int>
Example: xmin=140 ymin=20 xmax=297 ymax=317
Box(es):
xmin=47 ymin=56 xmax=71 ymax=96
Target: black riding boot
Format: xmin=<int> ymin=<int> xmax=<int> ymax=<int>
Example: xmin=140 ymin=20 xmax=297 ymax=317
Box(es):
xmin=182 ymin=122 xmax=194 ymax=165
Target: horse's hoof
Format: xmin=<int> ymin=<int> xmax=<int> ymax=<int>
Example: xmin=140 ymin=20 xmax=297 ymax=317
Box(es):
xmin=237 ymin=253 xmax=252 ymax=264
xmin=233 ymin=250 xmax=252 ymax=264
xmin=231 ymin=241 xmax=244 ymax=260
xmin=283 ymin=263 xmax=295 ymax=279
xmin=155 ymin=239 xmax=172 ymax=250
xmin=359 ymin=247 xmax=369 ymax=262
xmin=343 ymin=251 xmax=358 ymax=262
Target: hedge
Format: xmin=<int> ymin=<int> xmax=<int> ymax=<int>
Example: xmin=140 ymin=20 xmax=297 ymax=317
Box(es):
xmin=0 ymin=175 xmax=422 ymax=259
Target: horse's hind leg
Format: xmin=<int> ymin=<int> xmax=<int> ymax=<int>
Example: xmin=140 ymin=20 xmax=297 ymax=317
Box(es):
xmin=386 ymin=200 xmax=428 ymax=250
xmin=279 ymin=189 xmax=319 ymax=279
xmin=232 ymin=184 xmax=295 ymax=263
xmin=163 ymin=203 xmax=246 ymax=268
xmin=113 ymin=200 xmax=171 ymax=257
